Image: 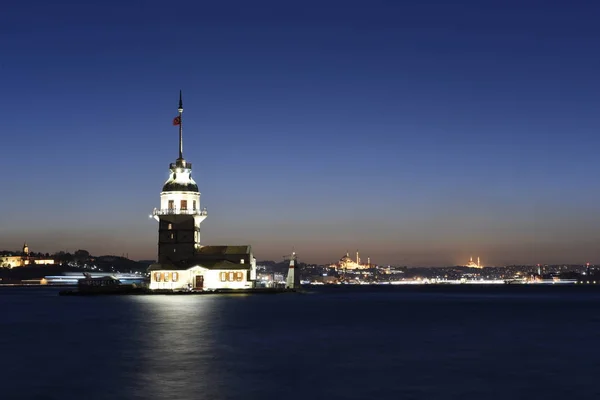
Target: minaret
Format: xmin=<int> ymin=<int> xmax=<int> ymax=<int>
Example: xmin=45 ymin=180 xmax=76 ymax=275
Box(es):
xmin=22 ymin=242 xmax=30 ymax=266
xmin=285 ymin=251 xmax=300 ymax=289
xmin=152 ymin=91 xmax=208 ymax=264
xmin=477 ymin=257 xmax=480 ymax=268
xmin=586 ymin=262 xmax=590 ymax=276
xmin=356 ymin=250 xmax=359 ymax=265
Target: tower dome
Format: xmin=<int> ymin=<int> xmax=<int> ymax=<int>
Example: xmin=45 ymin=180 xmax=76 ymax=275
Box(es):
xmin=162 ymin=181 xmax=199 ymax=192
xmin=162 ymin=164 xmax=199 ymax=193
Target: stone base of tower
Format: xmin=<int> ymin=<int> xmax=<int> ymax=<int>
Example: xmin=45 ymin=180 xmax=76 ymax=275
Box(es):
xmin=148 ymin=245 xmax=257 ymax=291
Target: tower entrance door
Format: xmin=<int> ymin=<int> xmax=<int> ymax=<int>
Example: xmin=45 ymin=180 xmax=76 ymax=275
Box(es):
xmin=195 ymin=275 xmax=204 ymax=290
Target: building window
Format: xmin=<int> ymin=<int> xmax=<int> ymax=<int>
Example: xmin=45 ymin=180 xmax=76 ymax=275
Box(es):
xmin=193 ymin=200 xmax=197 ymax=210
xmin=170 ymin=233 xmax=174 ymax=239
xmin=168 ymin=223 xmax=172 ymax=230
xmin=168 ymin=200 xmax=174 ymax=210
xmin=194 ymin=231 xmax=198 ymax=242
xmin=219 ymin=271 xmax=244 ymax=282
xmin=173 ymin=249 xmax=176 ymax=253
xmin=154 ymin=272 xmax=162 ymax=282
xmin=164 ymin=272 xmax=170 ymax=282
xmin=172 ymin=272 xmax=179 ymax=282
xmin=181 ymin=200 xmax=187 ymax=210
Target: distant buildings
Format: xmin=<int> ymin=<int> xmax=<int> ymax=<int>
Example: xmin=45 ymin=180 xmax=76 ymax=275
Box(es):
xmin=330 ymin=250 xmax=371 ymax=271
xmin=465 ymin=256 xmax=483 ymax=269
xmin=0 ymin=243 xmax=55 ymax=268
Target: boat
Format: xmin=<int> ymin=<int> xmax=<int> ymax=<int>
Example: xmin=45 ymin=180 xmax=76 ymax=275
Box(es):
xmin=60 ymin=273 xmax=147 ymax=295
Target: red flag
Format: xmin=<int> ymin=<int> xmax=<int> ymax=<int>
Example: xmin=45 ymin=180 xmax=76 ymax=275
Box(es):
xmin=172 ymin=116 xmax=181 ymax=126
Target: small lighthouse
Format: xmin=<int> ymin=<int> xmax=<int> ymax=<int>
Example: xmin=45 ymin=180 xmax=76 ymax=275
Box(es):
xmin=285 ymin=251 xmax=299 ymax=289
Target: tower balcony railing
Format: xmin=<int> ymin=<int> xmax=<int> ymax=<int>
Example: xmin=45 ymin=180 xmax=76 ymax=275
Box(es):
xmin=153 ymin=208 xmax=207 ymax=216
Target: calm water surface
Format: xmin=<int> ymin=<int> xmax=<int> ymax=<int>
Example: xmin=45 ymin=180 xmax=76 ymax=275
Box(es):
xmin=1 ymin=285 xmax=600 ymax=400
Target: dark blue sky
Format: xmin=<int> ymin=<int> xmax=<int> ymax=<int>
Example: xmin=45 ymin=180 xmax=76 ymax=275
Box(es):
xmin=2 ymin=0 xmax=600 ymax=266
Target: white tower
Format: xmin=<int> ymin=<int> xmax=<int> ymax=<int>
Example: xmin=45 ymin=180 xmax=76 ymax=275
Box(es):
xmin=152 ymin=91 xmax=207 ymax=264
xmin=285 ymin=251 xmax=299 ymax=289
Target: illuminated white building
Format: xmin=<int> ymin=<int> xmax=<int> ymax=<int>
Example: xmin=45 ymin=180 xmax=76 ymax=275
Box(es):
xmin=148 ymin=92 xmax=257 ymax=291
xmin=331 ymin=250 xmax=370 ymax=270
xmin=466 ymin=256 xmax=483 ymax=269
xmin=0 ymin=243 xmax=55 ymax=268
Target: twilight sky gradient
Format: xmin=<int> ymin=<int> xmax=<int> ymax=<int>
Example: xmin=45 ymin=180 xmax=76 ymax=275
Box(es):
xmin=2 ymin=0 xmax=600 ymax=266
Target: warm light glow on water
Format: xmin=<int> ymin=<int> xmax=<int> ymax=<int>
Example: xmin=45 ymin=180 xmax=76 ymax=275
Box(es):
xmin=126 ymin=296 xmax=223 ymax=398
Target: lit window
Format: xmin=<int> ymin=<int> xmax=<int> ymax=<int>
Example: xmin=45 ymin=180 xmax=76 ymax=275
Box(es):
xmin=228 ymin=272 xmax=234 ymax=282
xmin=170 ymin=233 xmax=174 ymax=239
xmin=172 ymin=272 xmax=179 ymax=282
xmin=173 ymin=249 xmax=176 ymax=253
xmin=154 ymin=272 xmax=161 ymax=282
xmin=236 ymin=272 xmax=243 ymax=282
xmin=164 ymin=272 xmax=170 ymax=282
xmin=168 ymin=224 xmax=172 ymax=230
xmin=220 ymin=272 xmax=226 ymax=282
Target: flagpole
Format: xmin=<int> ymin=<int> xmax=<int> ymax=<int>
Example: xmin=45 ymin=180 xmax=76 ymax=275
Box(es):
xmin=178 ymin=90 xmax=183 ymax=160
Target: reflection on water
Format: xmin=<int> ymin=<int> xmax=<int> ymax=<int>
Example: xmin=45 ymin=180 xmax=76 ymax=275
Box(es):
xmin=131 ymin=296 xmax=222 ymax=399
xmin=1 ymin=286 xmax=600 ymax=399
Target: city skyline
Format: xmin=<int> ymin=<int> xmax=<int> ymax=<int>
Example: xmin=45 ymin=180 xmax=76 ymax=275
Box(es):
xmin=2 ymin=1 xmax=600 ymax=266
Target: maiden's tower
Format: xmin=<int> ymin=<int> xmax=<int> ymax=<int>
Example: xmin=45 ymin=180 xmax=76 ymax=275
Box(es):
xmin=148 ymin=92 xmax=257 ymax=291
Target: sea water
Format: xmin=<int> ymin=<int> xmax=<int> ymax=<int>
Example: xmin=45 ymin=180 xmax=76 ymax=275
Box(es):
xmin=1 ymin=285 xmax=599 ymax=400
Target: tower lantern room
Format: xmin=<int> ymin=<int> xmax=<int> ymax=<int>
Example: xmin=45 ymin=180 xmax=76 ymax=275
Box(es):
xmin=152 ymin=91 xmax=207 ymax=264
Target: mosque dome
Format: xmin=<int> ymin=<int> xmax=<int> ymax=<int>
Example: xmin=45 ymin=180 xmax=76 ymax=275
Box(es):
xmin=340 ymin=254 xmax=353 ymax=263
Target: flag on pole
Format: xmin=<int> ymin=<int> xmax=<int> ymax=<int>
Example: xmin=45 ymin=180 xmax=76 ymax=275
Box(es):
xmin=173 ymin=116 xmax=181 ymax=126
